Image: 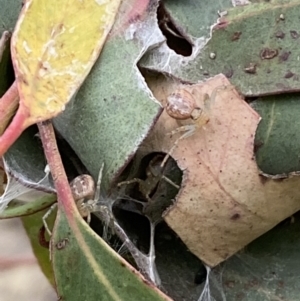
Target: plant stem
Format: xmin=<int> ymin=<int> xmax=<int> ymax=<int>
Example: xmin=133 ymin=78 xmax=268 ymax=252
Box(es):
xmin=37 ymin=121 xmax=76 ymax=219
xmin=0 ymin=81 xmax=19 ymax=135
xmin=0 ymin=105 xmax=27 ymax=157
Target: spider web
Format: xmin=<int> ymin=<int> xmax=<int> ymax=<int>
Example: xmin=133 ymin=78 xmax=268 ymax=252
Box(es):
xmin=0 ymin=159 xmax=52 ymax=213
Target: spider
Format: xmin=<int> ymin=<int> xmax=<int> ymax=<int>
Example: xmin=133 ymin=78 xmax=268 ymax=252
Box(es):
xmin=118 ymin=86 xmax=229 ymax=195
xmin=43 ymin=163 xmax=104 ymax=236
xmin=117 ymin=154 xmax=179 ymax=203
xmin=117 ymin=154 xmax=181 ymax=286
xmin=161 ymin=85 xmax=229 ymax=166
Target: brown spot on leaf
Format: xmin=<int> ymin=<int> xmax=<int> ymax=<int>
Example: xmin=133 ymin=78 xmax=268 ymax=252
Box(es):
xmin=279 ymin=51 xmax=291 ymax=62
xmin=56 ymin=238 xmax=69 ymax=250
xmin=224 ymin=67 xmax=234 ymax=78
xmin=260 ymin=48 xmax=278 ymax=60
xmin=284 ymin=71 xmax=294 ymax=78
xmin=275 ymin=30 xmax=285 ymax=39
xmin=230 ymin=213 xmax=240 ymax=220
xmin=290 ymin=30 xmax=300 ymax=39
xmin=58 ymin=23 xmax=64 ymax=31
xmin=215 ymin=19 xmax=228 ymax=29
xmin=21 ymin=77 xmax=29 ymax=85
xmin=231 ymin=31 xmax=241 ymax=41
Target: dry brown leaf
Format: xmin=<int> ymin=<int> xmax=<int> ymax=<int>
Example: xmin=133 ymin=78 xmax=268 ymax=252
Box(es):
xmin=142 ymin=74 xmax=300 ymax=266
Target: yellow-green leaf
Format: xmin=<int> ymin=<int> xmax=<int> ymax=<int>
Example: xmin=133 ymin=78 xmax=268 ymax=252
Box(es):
xmin=0 ymin=0 xmax=121 ymax=156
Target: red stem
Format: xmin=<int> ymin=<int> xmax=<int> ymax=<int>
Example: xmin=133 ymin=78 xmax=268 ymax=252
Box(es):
xmin=37 ymin=121 xmax=75 ymax=219
xmin=0 ymin=81 xmax=19 ymax=135
xmin=0 ymin=106 xmax=27 ymax=157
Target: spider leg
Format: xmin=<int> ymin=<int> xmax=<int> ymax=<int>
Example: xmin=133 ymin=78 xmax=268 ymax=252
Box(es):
xmin=204 ymin=85 xmax=232 ymax=110
xmin=161 ymin=175 xmax=180 ymax=189
xmin=93 ymin=162 xmax=104 ymax=204
xmin=42 ymin=203 xmax=57 ymax=236
xmin=147 ymin=221 xmax=161 ymax=286
xmin=83 ymin=163 xmax=105 ymax=224
xmin=118 ymin=178 xmax=144 ymax=187
xmin=161 ymin=124 xmax=195 ymax=167
xmin=86 ymin=211 xmax=91 ymax=224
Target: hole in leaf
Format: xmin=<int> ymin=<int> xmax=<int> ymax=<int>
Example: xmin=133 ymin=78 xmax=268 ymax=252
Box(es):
xmin=0 ymin=37 xmax=15 ymax=98
xmin=157 ymin=2 xmax=193 ymax=56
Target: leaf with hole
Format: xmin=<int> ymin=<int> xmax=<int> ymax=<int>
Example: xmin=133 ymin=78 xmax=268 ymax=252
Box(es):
xmin=142 ymin=73 xmax=300 ymax=266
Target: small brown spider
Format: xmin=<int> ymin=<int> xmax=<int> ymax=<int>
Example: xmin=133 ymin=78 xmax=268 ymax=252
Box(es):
xmin=162 ymin=85 xmax=228 ymax=166
xmin=43 ymin=164 xmax=104 ymax=236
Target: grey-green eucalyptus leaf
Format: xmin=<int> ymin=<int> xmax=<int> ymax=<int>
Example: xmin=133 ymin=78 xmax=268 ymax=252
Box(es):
xmin=217 ymin=215 xmax=300 ymax=300
xmin=252 ymin=94 xmax=300 ymax=175
xmin=142 ymin=0 xmax=300 ymax=97
xmin=53 ymin=0 xmax=164 ymax=189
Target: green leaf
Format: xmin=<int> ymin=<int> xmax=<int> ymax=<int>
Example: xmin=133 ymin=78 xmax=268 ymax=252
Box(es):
xmin=253 ymin=94 xmax=300 ymax=175
xmin=4 ymin=126 xmax=55 ymax=192
xmin=218 ymin=215 xmax=300 ymax=300
xmin=140 ymin=0 xmax=232 ymax=73
xmin=0 ymin=194 xmax=55 ymax=218
xmin=22 ymin=207 xmax=56 ymax=287
xmin=53 ymin=0 xmax=163 ymax=189
xmin=162 ymin=0 xmax=232 ymax=38
xmin=0 ymin=0 xmax=22 ymax=33
xmin=52 ymin=207 xmax=173 ymax=301
xmin=142 ymin=0 xmax=300 ymax=97
xmin=0 ymin=126 xmax=55 ymax=218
